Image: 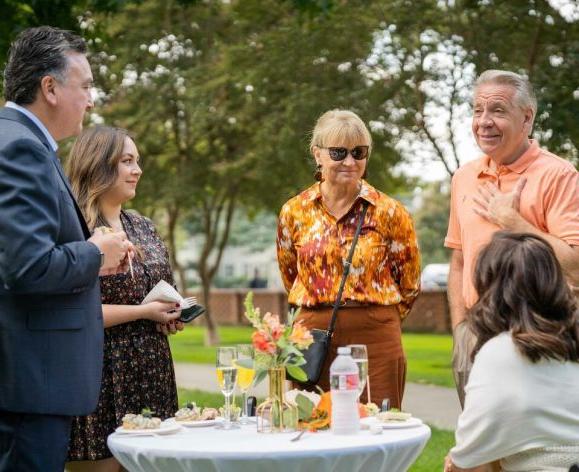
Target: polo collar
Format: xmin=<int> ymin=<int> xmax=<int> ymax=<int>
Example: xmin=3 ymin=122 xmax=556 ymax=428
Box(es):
xmin=476 ymin=140 xmax=540 ymax=177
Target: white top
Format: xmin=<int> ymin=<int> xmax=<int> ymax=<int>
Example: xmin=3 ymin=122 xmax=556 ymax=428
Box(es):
xmin=5 ymin=101 xmax=58 ymax=151
xmin=451 ymin=332 xmax=579 ymax=469
xmin=108 ymin=422 xmax=431 ymax=472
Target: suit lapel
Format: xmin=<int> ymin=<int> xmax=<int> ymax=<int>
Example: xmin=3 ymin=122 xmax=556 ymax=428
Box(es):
xmin=49 ymin=152 xmax=92 ymax=238
xmin=0 ymin=107 xmax=92 ymax=238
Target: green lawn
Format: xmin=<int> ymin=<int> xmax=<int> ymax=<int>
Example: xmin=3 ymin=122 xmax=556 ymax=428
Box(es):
xmin=170 ymin=326 xmax=454 ymax=387
xmin=177 ymin=388 xmax=454 ymax=472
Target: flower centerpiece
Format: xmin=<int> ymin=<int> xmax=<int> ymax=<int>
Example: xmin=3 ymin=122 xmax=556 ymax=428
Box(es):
xmin=243 ymin=292 xmax=314 ymax=433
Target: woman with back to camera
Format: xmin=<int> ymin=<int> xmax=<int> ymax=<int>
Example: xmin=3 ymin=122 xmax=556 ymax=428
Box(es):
xmin=277 ymin=109 xmax=421 ymax=408
xmin=445 ymin=232 xmax=579 ymax=472
xmin=65 ymin=126 xmax=183 ymax=472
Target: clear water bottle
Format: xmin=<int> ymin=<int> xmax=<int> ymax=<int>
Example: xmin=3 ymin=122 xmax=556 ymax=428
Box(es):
xmin=330 ymin=346 xmax=360 ymax=435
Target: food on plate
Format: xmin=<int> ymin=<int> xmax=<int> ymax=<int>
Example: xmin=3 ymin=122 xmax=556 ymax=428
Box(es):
xmin=121 ymin=408 xmax=162 ymax=430
xmin=376 ymin=409 xmax=412 ymax=422
xmin=360 ymin=402 xmax=380 ymax=417
xmin=200 ymin=407 xmax=219 ymax=420
xmin=174 ymin=402 xmax=201 ymax=422
xmin=174 ymin=403 xmax=219 ymax=422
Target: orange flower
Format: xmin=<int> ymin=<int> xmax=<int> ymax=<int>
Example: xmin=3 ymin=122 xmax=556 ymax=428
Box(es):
xmin=263 ymin=312 xmax=283 ymax=341
xmin=289 ymin=320 xmax=314 ymax=349
xmin=252 ymin=330 xmax=276 ymax=354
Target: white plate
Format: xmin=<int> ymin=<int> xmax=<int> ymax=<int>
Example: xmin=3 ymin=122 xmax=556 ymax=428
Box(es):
xmin=166 ymin=417 xmax=224 ymax=428
xmin=360 ymin=416 xmax=423 ymax=429
xmin=115 ymin=419 xmax=183 ymax=435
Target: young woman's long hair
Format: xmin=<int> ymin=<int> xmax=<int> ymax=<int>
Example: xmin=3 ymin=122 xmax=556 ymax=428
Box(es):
xmin=66 ymin=126 xmax=130 ymax=230
xmin=469 ymin=231 xmax=579 ymax=363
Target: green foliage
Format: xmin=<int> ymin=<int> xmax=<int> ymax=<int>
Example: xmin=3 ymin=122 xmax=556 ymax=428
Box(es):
xmin=295 ymin=392 xmax=316 ymax=421
xmin=414 ymin=181 xmax=452 ymax=267
xmin=409 ymin=426 xmax=455 ymax=471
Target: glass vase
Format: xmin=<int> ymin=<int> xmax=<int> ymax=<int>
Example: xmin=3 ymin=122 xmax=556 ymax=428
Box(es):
xmin=256 ymin=367 xmax=298 ymax=433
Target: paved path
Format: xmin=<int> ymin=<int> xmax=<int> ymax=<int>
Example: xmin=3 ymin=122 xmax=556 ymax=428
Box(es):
xmin=174 ymin=363 xmax=461 ymax=431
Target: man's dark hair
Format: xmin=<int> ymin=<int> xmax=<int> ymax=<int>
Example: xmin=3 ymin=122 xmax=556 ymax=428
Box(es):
xmin=469 ymin=231 xmax=579 ymax=363
xmin=3 ymin=26 xmax=86 ymax=105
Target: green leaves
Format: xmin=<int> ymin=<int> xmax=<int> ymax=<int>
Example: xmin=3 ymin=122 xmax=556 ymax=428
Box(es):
xmin=286 ymin=365 xmax=307 ymax=382
xmin=294 ymin=392 xmax=316 ymax=421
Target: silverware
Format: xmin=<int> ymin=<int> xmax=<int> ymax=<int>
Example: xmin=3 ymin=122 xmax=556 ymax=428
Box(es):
xmin=182 ymin=296 xmax=197 ymax=308
xmin=290 ymin=430 xmax=307 ymax=442
xmin=128 ymin=253 xmax=134 ymax=279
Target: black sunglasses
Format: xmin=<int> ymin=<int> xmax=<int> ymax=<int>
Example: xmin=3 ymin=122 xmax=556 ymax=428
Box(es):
xmin=320 ymin=146 xmax=369 ymax=161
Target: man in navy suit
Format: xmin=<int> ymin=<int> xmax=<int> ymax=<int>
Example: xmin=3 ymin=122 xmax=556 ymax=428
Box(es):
xmin=0 ymin=27 xmax=131 ymax=471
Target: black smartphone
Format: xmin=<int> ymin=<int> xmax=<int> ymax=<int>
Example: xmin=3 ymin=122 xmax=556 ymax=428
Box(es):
xmin=178 ymin=304 xmax=206 ymax=323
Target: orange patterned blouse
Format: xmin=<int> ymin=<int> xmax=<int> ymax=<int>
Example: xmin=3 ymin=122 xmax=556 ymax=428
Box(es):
xmin=277 ymin=181 xmax=421 ymax=319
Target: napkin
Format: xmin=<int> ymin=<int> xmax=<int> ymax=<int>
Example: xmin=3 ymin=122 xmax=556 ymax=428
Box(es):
xmin=141 ymin=280 xmax=186 ymax=307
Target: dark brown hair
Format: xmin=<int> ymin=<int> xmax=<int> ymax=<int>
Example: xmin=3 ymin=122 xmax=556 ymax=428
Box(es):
xmin=469 ymin=231 xmax=579 ymax=363
xmin=4 ymin=26 xmax=86 ymax=104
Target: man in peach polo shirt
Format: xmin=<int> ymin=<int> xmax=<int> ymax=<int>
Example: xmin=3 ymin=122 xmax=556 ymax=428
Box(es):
xmin=445 ymin=69 xmax=579 ymax=407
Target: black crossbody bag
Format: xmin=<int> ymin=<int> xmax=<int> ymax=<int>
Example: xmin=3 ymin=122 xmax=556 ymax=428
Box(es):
xmin=288 ymin=201 xmax=369 ymax=386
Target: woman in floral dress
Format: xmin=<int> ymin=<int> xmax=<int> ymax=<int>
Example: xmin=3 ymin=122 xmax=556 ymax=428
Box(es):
xmin=65 ymin=126 xmax=183 ymax=472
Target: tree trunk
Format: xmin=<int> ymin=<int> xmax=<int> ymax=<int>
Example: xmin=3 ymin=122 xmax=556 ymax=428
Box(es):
xmin=165 ymin=204 xmax=188 ymax=292
xmin=201 ymin=272 xmax=220 ymax=345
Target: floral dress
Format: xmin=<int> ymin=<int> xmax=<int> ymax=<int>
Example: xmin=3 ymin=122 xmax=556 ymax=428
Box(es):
xmin=68 ymin=210 xmax=178 ymax=461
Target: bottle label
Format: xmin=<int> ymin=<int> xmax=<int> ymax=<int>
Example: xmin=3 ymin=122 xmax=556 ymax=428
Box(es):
xmin=331 ymin=373 xmax=359 ymax=391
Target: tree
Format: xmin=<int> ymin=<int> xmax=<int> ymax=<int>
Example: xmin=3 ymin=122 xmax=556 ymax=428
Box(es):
xmin=86 ymin=0 xmax=409 ymax=344
xmin=413 ymin=181 xmax=451 ymax=267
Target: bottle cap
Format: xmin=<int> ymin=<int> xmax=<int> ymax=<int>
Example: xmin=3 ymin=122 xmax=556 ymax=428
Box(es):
xmin=337 ymin=346 xmax=351 ymax=355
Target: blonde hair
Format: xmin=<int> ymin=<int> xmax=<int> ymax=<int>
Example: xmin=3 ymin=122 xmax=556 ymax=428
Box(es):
xmin=310 ymin=109 xmax=372 ymax=156
xmin=66 ymin=126 xmax=130 ymax=230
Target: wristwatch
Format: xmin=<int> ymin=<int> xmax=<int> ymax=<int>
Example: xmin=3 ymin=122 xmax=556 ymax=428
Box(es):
xmin=99 ymin=251 xmax=105 ymax=267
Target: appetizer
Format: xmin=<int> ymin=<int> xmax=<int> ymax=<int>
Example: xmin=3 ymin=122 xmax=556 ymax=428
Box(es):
xmin=121 ymin=408 xmax=162 ymax=430
xmin=376 ymin=409 xmax=412 ymax=422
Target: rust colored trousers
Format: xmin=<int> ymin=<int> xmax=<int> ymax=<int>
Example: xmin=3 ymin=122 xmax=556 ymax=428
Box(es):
xmin=295 ymin=305 xmax=406 ymax=409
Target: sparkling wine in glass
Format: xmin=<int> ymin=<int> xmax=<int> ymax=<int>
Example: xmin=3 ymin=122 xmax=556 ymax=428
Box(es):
xmin=348 ymin=344 xmax=369 ymax=401
xmin=216 ymin=346 xmax=238 ymax=429
xmin=236 ymin=344 xmax=255 ymax=424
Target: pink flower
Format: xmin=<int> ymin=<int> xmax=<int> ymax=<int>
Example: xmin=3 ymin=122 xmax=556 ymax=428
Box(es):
xmin=263 ymin=312 xmax=283 ymax=341
xmin=252 ymin=330 xmax=276 ymax=354
xmin=289 ymin=321 xmax=314 ymax=350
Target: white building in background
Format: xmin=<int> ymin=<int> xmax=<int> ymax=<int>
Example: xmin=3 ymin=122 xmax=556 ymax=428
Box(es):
xmin=177 ymin=238 xmax=284 ymax=289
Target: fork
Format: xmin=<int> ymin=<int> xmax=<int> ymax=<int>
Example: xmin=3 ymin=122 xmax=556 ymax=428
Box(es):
xmin=181 ymin=296 xmax=198 ymax=309
xmin=290 ymin=430 xmax=307 ymax=442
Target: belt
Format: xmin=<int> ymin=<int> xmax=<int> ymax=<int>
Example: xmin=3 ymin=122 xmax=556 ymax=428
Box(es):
xmin=308 ymin=300 xmax=371 ymax=309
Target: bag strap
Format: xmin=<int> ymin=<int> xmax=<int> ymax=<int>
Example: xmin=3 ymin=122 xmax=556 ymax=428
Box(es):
xmin=327 ymin=200 xmax=369 ymax=337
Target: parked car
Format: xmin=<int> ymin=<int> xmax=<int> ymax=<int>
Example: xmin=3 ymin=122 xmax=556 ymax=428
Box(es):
xmin=420 ymin=263 xmax=449 ymax=290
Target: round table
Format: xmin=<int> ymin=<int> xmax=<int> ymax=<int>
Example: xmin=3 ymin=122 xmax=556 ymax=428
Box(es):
xmin=108 ymin=421 xmax=431 ymax=472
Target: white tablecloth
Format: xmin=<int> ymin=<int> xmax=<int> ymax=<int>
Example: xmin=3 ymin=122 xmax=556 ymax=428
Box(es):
xmin=108 ymin=422 xmax=431 ymax=472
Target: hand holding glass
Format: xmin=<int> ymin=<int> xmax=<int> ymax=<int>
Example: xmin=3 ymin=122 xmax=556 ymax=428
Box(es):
xmin=216 ymin=347 xmax=238 ymax=429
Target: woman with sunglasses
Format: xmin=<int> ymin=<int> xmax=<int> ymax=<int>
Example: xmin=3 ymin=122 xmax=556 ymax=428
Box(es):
xmin=277 ymin=109 xmax=420 ymax=408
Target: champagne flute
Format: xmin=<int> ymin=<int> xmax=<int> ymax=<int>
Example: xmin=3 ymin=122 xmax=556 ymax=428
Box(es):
xmin=236 ymin=344 xmax=255 ymax=424
xmin=216 ymin=346 xmax=238 ymax=430
xmin=348 ymin=344 xmax=369 ymax=402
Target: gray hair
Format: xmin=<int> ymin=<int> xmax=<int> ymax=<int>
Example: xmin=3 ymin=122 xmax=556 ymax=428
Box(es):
xmin=4 ymin=26 xmax=86 ymax=105
xmin=475 ymin=70 xmax=537 ymax=122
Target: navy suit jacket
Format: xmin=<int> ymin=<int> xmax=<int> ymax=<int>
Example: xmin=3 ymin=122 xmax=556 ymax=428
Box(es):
xmin=0 ymin=107 xmax=104 ymax=416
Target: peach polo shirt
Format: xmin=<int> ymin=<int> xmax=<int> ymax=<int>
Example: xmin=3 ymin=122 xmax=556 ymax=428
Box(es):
xmin=445 ymin=140 xmax=579 ymax=308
